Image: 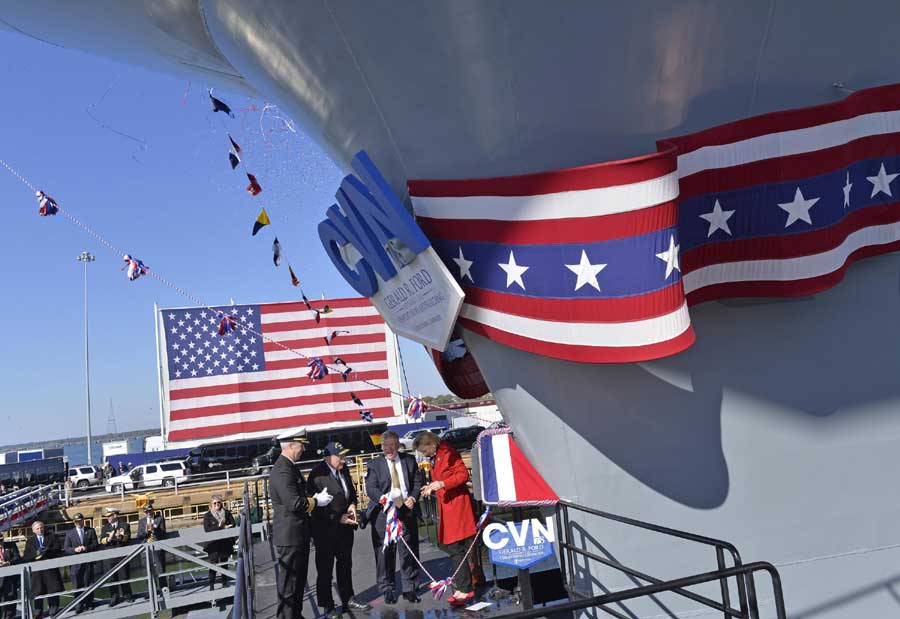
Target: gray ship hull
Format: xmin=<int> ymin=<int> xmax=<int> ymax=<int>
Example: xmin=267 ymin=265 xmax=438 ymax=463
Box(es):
xmin=3 ymin=2 xmax=900 ymax=616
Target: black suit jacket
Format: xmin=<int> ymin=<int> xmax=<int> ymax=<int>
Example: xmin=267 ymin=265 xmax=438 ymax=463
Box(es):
xmin=63 ymin=526 xmax=99 ymax=555
xmin=136 ymin=515 xmax=167 ymax=542
xmin=364 ymin=453 xmax=423 ymax=520
xmin=0 ymin=541 xmax=20 ymax=591
xmin=268 ymin=455 xmax=316 ymax=547
xmin=202 ymin=508 xmax=237 ymax=555
xmin=307 ymin=461 xmax=357 ymax=524
xmin=23 ymin=533 xmax=64 ymax=594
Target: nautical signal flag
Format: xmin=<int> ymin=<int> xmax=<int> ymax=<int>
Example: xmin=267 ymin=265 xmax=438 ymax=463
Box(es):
xmin=289 ymin=265 xmax=300 ymax=287
xmin=252 ymin=209 xmax=271 ymax=236
xmin=229 ymin=151 xmax=240 ymax=170
xmin=209 ymin=91 xmax=234 ymax=117
xmin=273 ymin=238 xmax=283 ymax=266
xmin=360 ymin=410 xmax=374 ymax=422
xmin=246 ymin=173 xmax=262 ymax=196
xmin=350 ymin=392 xmax=364 ymax=407
xmin=369 ymin=432 xmax=383 ymax=446
xmin=228 ymin=134 xmax=242 ymax=154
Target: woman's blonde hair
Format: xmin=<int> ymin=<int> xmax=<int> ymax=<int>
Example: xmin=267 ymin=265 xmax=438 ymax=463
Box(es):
xmin=412 ymin=431 xmax=441 ymax=451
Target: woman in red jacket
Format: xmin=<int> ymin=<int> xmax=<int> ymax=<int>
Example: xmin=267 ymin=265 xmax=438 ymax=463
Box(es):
xmin=415 ymin=431 xmax=477 ymax=605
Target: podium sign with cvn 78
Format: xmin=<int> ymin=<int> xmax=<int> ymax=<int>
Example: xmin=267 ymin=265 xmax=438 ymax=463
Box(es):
xmin=483 ymin=517 xmax=556 ymax=570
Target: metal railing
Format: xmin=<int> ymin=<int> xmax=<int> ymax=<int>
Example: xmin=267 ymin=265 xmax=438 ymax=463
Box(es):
xmin=553 ymin=500 xmax=786 ymax=619
xmin=0 ymin=510 xmax=264 ymax=618
xmin=495 ymin=562 xmax=785 ymax=619
xmin=0 ymin=485 xmax=61 ymax=533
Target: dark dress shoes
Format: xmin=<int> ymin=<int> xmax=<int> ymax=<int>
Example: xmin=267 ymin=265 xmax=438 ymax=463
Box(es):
xmin=343 ymin=597 xmax=372 ymax=612
xmin=402 ymin=592 xmax=421 ymax=603
xmin=384 ymin=590 xmax=397 ymax=604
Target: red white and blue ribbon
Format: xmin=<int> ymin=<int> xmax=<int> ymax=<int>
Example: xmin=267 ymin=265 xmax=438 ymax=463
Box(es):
xmin=306 ymin=357 xmax=328 ymax=380
xmin=476 ymin=506 xmax=492 ymax=530
xmin=406 ymin=397 xmax=427 ymax=421
xmin=122 ymin=254 xmax=149 ymax=281
xmin=217 ymin=311 xmax=237 ymax=336
xmin=36 ymin=190 xmax=58 ymax=216
xmin=380 ymin=496 xmax=404 ymax=548
xmin=429 ymin=577 xmax=452 ymax=600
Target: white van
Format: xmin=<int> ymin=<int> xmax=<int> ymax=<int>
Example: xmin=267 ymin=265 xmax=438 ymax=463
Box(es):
xmin=105 ymin=460 xmax=190 ymax=493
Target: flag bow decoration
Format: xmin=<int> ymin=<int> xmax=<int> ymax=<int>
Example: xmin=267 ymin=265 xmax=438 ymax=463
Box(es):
xmin=379 ymin=494 xmax=404 ymax=548
xmin=410 ymin=83 xmax=900 ymax=365
xmin=406 ymin=397 xmax=427 ymax=421
xmin=217 ymin=311 xmax=237 ymax=336
xmin=36 ymin=190 xmax=58 ymax=216
xmin=324 ymin=330 xmax=349 ymax=346
xmin=122 ymin=254 xmax=149 ymax=281
xmin=476 ymin=506 xmax=492 ymax=530
xmin=306 ymin=358 xmax=328 ymax=380
xmin=429 ymin=578 xmax=453 ymax=600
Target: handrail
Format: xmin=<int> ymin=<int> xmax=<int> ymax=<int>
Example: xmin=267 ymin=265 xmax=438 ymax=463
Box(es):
xmin=495 ymin=562 xmax=785 ymax=619
xmin=557 ymin=500 xmax=764 ymax=618
xmin=558 ymin=499 xmax=743 ymax=563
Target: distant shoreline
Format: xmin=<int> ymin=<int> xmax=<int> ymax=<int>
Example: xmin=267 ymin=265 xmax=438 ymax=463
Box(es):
xmin=0 ymin=428 xmax=158 ymax=452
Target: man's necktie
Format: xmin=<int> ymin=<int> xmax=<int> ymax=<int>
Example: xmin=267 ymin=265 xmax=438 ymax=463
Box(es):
xmin=390 ymin=460 xmax=404 ymax=507
xmin=78 ymin=528 xmax=83 ymax=543
xmin=38 ymin=536 xmax=43 ymax=551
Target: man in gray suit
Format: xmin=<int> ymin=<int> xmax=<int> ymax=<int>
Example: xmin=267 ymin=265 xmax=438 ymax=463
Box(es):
xmin=269 ymin=431 xmax=333 ymax=619
xmin=63 ymin=513 xmax=99 ymax=613
xmin=365 ymin=430 xmax=424 ymax=604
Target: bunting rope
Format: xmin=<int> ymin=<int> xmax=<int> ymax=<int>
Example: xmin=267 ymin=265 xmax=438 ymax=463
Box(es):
xmin=0 ymin=156 xmax=499 ymax=427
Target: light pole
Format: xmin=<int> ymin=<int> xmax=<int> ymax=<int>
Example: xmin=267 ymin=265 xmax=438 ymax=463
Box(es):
xmin=77 ymin=251 xmax=96 ymax=464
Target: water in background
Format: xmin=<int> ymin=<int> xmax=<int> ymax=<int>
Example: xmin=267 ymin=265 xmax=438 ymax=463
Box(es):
xmin=64 ymin=437 xmax=144 ymax=466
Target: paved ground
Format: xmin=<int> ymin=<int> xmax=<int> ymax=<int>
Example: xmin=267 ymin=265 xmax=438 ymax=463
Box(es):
xmin=254 ymin=526 xmax=529 ymax=619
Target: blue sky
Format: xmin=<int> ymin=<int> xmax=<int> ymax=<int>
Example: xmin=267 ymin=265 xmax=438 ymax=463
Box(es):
xmin=0 ymin=32 xmax=447 ymax=443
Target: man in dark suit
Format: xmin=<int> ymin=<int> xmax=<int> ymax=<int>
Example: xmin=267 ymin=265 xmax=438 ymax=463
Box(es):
xmin=136 ymin=503 xmax=168 ymax=590
xmin=99 ymin=507 xmax=132 ymax=606
xmin=63 ymin=513 xmax=100 ymax=613
xmin=22 ymin=520 xmax=64 ymax=618
xmin=308 ymin=442 xmax=371 ymax=617
xmin=0 ymin=537 xmax=21 ymax=619
xmin=365 ymin=430 xmax=424 ymax=604
xmin=269 ymin=431 xmax=333 ymax=619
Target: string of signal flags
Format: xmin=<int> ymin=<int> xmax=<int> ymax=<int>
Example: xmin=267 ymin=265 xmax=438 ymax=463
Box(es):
xmin=0 ymin=90 xmax=488 ymax=426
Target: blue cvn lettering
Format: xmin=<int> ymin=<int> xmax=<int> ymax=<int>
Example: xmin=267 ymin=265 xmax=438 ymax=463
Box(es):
xmin=318 ymin=203 xmax=377 ymax=297
xmin=318 ymin=150 xmax=431 ymax=298
xmin=351 ymin=151 xmax=429 ymax=255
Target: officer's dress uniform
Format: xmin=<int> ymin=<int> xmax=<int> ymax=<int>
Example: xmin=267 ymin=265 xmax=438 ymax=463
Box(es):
xmin=308 ymin=458 xmax=356 ymax=611
xmin=269 ymin=453 xmax=317 ymax=619
xmin=99 ymin=516 xmax=132 ymax=604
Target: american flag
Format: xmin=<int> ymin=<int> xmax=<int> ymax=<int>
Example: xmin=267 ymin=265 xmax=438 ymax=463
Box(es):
xmin=410 ymin=83 xmax=900 ymax=363
xmin=159 ymin=298 xmax=400 ymax=443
